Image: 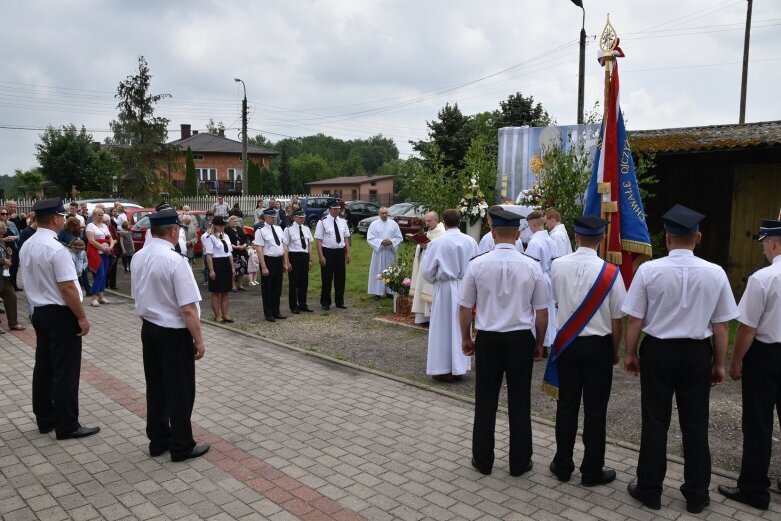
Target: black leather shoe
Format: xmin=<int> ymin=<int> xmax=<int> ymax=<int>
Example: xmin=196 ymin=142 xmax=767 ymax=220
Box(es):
xmin=300 ymin=307 xmax=314 ymax=312
xmin=321 ymin=305 xmax=330 ymax=310
xmin=336 ymin=304 xmax=347 ymax=309
xmin=717 ymin=485 xmax=769 ymax=510
xmin=150 ymin=446 xmax=169 ymax=457
xmin=291 ymin=307 xmax=300 ymax=314
xmin=471 ymin=457 xmax=491 ymax=476
xmin=38 ymin=425 xmax=54 ymax=434
xmin=265 ymin=316 xmax=276 ymax=322
xmin=273 ymin=314 xmax=287 ymax=319
xmin=627 ymin=480 xmax=661 ymax=510
xmin=549 ymin=461 xmax=571 ymax=482
xmin=510 ymin=461 xmax=533 ymax=477
xmin=373 ymin=295 xmax=381 ymax=300
xmin=687 ymin=497 xmax=710 ymax=514
xmin=171 ymin=443 xmax=210 ymax=462
xmin=56 ymin=426 xmax=100 ymax=440
xmin=582 ymin=468 xmax=616 ymax=487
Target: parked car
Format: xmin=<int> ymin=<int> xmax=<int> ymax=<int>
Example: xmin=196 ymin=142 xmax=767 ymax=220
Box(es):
xmin=319 ymin=200 xmax=380 ymax=233
xmin=391 ymin=203 xmax=428 ymax=235
xmin=298 ymin=196 xmax=342 ymax=228
xmin=131 ymin=210 xmax=208 ymax=255
xmin=356 ymin=202 xmax=414 ymax=235
xmin=77 ymin=199 xmax=143 ymax=217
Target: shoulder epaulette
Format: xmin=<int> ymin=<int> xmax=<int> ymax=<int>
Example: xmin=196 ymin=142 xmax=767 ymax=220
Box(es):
xmin=469 ymin=251 xmax=490 ymax=261
xmin=523 ymin=253 xmax=541 ymax=262
xmin=170 ymin=248 xmax=188 ymax=258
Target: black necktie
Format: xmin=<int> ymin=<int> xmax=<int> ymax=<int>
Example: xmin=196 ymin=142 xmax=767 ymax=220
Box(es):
xmin=219 ymin=234 xmax=228 ymax=253
xmin=299 ymin=224 xmax=306 ymax=248
xmin=271 ymin=226 xmax=280 ymax=246
xmin=174 ymin=242 xmax=181 ymax=253
xmin=334 ymin=218 xmax=341 ymax=244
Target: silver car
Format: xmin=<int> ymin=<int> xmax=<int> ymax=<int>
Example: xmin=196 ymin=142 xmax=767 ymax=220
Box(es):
xmin=356 ymin=202 xmax=415 ymax=235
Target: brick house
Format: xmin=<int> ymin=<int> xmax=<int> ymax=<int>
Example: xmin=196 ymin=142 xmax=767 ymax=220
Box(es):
xmin=305 ymin=175 xmax=394 ymax=204
xmin=168 ymin=124 xmax=278 ymax=195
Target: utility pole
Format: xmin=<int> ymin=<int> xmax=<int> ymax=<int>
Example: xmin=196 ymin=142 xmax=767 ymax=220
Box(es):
xmin=739 ymin=0 xmax=753 ymax=124
xmin=571 ymin=0 xmax=586 ymax=124
xmin=234 ymin=78 xmax=248 ymax=195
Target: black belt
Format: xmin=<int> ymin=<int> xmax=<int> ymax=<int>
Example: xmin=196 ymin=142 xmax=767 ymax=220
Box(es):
xmin=142 ymin=318 xmax=187 ymax=331
xmin=34 ymin=304 xmax=69 ymax=311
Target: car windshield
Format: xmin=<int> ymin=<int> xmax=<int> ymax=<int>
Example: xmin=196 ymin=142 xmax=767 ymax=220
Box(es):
xmin=388 ymin=203 xmax=412 ymax=216
xmin=402 ymin=205 xmax=425 ymax=216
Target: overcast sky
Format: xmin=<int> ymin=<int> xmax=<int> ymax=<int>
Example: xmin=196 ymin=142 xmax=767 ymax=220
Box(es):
xmin=1 ymin=0 xmax=779 ymax=175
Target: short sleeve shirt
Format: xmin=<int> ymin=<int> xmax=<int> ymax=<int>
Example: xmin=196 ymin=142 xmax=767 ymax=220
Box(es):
xmin=20 ymin=228 xmax=83 ymax=306
xmin=737 ymin=255 xmax=781 ymax=343
xmin=315 ymin=215 xmax=350 ymax=249
xmin=254 ymin=225 xmax=284 ymax=257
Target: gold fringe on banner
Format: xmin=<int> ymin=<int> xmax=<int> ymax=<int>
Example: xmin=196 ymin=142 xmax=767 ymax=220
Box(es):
xmin=541 ymin=382 xmax=559 ymax=400
xmin=606 ymin=251 xmax=623 ymax=265
xmin=601 ymin=201 xmax=618 ymax=213
xmin=597 ymin=182 xmax=611 ymax=194
xmin=621 ymin=239 xmax=653 ymax=258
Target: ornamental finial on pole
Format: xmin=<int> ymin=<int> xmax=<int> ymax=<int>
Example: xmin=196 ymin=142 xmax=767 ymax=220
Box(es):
xmin=600 ymin=14 xmax=618 ymax=55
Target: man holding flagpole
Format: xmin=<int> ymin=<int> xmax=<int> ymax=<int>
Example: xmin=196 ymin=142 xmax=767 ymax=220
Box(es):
xmin=547 ymin=215 xmax=625 ymax=487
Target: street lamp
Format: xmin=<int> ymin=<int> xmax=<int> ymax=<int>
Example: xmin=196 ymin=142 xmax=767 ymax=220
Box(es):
xmin=571 ymin=0 xmax=586 ymax=125
xmin=234 ymin=78 xmax=248 ymax=196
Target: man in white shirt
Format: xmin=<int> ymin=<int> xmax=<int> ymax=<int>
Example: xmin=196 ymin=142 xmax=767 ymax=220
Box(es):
xmin=131 ymin=208 xmax=208 ymax=462
xmin=255 ymin=208 xmax=286 ymax=321
xmin=367 ymin=207 xmax=403 ymax=299
xmin=212 ymin=195 xmax=229 ymax=218
xmin=545 ymin=208 xmax=573 ymax=258
xmin=421 ymin=209 xmax=478 ymax=381
xmin=410 ymin=212 xmax=445 ymax=324
xmin=67 ymin=202 xmax=85 ymax=228
xmin=283 ymin=210 xmax=314 ymax=313
xmin=459 ymin=207 xmax=547 ymax=476
xmin=525 ymin=211 xmax=558 ymax=357
xmin=549 ymin=215 xmax=626 ymax=487
xmin=477 ymin=205 xmax=525 ymax=255
xmin=623 ymin=204 xmax=739 ymax=514
xmin=719 ymin=219 xmax=781 ymax=511
xmin=20 ymin=198 xmax=98 ymax=440
xmin=315 ymin=202 xmax=351 ymax=310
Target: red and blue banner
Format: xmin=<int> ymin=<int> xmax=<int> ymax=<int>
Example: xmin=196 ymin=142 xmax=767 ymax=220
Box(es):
xmin=583 ymin=53 xmax=651 ymax=287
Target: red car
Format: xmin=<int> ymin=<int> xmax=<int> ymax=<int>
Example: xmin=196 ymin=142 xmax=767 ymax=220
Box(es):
xmin=391 ymin=203 xmax=427 ymax=235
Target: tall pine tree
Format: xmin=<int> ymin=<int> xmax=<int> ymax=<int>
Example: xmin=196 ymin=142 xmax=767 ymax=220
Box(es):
xmin=183 ymin=147 xmax=197 ymax=195
xmin=278 ymin=144 xmax=291 ymax=193
xmin=247 ymin=159 xmax=262 ymax=195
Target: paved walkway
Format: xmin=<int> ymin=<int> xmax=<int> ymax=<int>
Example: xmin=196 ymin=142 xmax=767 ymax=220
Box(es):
xmin=1 ymin=295 xmax=779 ymax=521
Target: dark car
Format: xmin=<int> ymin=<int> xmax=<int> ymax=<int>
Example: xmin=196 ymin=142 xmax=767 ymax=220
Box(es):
xmin=319 ymin=201 xmax=380 ymax=233
xmin=356 ymin=202 xmax=414 ymax=235
xmin=391 ymin=203 xmax=427 ymax=235
xmin=131 ymin=211 xmax=208 ymax=255
xmin=299 ymin=196 xmax=342 ymax=228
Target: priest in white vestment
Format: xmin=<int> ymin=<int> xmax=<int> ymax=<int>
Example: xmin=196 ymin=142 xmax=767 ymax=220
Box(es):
xmin=544 ymin=208 xmax=573 ymax=257
xmin=525 ymin=211 xmax=558 ymax=352
xmin=367 ymin=207 xmax=404 ymax=298
xmin=410 ymin=212 xmax=445 ymax=324
xmin=421 ymin=209 xmax=478 ymax=379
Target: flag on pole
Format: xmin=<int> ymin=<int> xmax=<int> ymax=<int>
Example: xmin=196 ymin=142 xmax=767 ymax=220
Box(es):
xmin=583 ymin=51 xmax=651 ymax=286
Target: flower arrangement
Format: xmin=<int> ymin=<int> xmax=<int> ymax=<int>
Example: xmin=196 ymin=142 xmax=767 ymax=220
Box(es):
xmin=458 ymin=177 xmax=489 ymax=226
xmin=517 ymin=183 xmax=546 ymax=209
xmin=376 ymin=262 xmax=412 ymax=296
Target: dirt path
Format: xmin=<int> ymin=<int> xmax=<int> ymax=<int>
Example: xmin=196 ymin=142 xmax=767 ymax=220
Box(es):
xmin=110 ymin=264 xmax=778 ymax=474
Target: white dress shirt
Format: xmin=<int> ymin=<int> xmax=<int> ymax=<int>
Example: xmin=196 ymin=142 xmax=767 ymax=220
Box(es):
xmin=20 ymin=228 xmax=83 ymax=307
xmin=254 ymin=225 xmax=284 ymax=257
xmin=145 ymin=227 xmax=187 ymax=253
xmin=131 ymin=238 xmax=201 ymax=329
xmin=478 ymin=230 xmax=524 ymax=254
xmin=283 ymin=223 xmax=313 ymax=253
xmin=622 ymin=249 xmax=739 ymax=339
xmin=551 ymin=247 xmax=627 ymax=336
xmin=459 ymin=243 xmax=548 ymax=332
xmin=201 ymin=232 xmax=233 ymax=258
xmin=549 ymin=223 xmax=573 ymax=257
xmin=315 ymin=215 xmax=350 ymax=249
xmin=737 ymin=255 xmax=781 ymax=343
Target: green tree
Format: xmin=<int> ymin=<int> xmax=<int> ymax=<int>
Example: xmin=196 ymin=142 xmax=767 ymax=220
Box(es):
xmin=36 ymin=125 xmax=115 ymax=193
xmin=494 ymin=92 xmax=550 ymax=129
xmin=411 ymin=103 xmax=476 ymax=170
xmin=206 ymin=118 xmax=225 ymax=136
xmin=249 ymin=133 xmax=275 ymax=149
xmin=183 ymin=147 xmax=197 ymax=195
xmin=278 ymin=144 xmax=291 ymax=193
xmin=398 ymin=147 xmax=465 ymax=216
xmin=247 ymin=159 xmax=262 ymax=195
xmin=290 ymin=154 xmax=328 ymax=194
xmin=13 ymin=168 xmax=43 ymax=197
xmin=463 ymin=135 xmax=497 ymax=206
xmin=108 ymin=56 xmax=174 ymax=201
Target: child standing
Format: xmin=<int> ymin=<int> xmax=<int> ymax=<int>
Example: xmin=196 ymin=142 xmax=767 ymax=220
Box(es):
xmin=119 ymin=221 xmax=135 ymax=272
xmin=247 ymin=245 xmax=259 ymax=286
xmin=69 ymin=238 xmax=87 ymax=284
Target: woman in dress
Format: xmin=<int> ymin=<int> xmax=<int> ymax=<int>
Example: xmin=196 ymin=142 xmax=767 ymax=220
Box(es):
xmin=225 ymin=215 xmax=249 ymax=291
xmin=201 ymin=216 xmax=235 ymax=322
xmin=85 ymin=207 xmax=116 ymax=307
xmin=253 ymin=199 xmax=264 ymax=225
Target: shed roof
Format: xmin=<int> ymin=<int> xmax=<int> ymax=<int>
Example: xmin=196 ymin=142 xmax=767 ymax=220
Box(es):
xmin=168 ymin=132 xmax=278 ymax=155
xmin=306 ymin=175 xmax=394 ymax=186
xmin=630 ymin=120 xmax=781 ymax=154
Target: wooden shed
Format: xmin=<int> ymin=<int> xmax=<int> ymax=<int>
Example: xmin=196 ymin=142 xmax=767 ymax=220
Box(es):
xmin=630 ymin=120 xmax=781 ymax=295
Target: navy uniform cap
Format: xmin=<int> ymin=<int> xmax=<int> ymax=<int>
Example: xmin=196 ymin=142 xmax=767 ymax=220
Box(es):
xmin=574 ymin=215 xmax=607 ymax=236
xmin=758 ymin=219 xmax=781 ymax=242
xmin=155 ymin=202 xmax=172 ymax=212
xmin=292 ymin=210 xmax=305 ymax=218
xmin=263 ymin=208 xmax=277 ymax=216
xmin=662 ymin=204 xmax=705 ymax=235
xmin=211 ymin=215 xmax=226 ymax=226
xmin=488 ymin=207 xmax=521 ymax=227
xmin=329 ymin=200 xmax=342 ymax=209
xmin=148 ymin=209 xmax=181 ymax=226
xmin=31 ymin=198 xmax=67 ymax=217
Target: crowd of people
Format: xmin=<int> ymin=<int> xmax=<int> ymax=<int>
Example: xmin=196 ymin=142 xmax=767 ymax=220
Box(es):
xmin=8 ymin=194 xmax=781 ymax=514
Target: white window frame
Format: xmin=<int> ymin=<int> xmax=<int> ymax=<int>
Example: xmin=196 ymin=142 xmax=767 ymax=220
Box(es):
xmin=195 ymin=168 xmax=217 ymax=181
xmin=192 ymin=153 xmax=204 ymax=161
xmin=227 ymin=168 xmax=243 ymax=182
